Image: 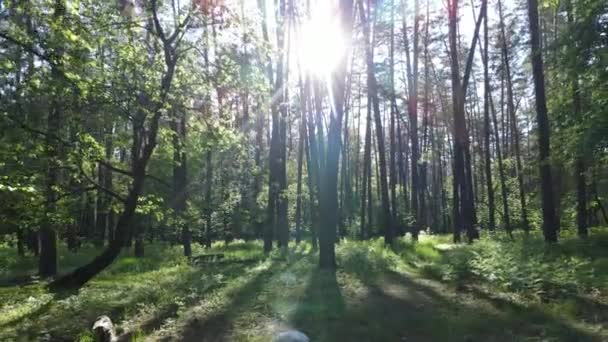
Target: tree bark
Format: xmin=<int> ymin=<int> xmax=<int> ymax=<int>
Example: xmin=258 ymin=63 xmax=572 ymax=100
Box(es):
xmin=448 ymin=0 xmax=483 ymax=242
xmin=49 ymin=1 xmax=183 ymax=288
xmin=402 ymin=0 xmax=421 ymax=240
xmin=498 ymin=0 xmax=529 ymax=232
xmin=40 ymin=0 xmax=66 ymax=277
xmin=361 ymin=0 xmax=393 ymax=245
xmin=482 ymin=0 xmax=495 ymax=230
xmin=526 ymin=0 xmax=559 ymax=241
xmin=566 ymin=0 xmax=587 ymax=238
xmin=361 ymin=93 xmax=373 ymax=240
xmin=172 ymin=109 xmax=190 ymax=256
xmin=319 ymin=0 xmax=353 ymax=269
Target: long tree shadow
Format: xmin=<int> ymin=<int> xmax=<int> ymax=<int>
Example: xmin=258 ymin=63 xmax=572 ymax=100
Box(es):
xmin=290 ymin=269 xmax=345 ymax=340
xmin=177 ymin=256 xmax=307 ymax=342
xmin=383 ymin=270 xmax=604 ymax=342
xmin=1 ymin=262 xmax=251 ymax=341
xmin=294 ymin=262 xmax=604 ymax=342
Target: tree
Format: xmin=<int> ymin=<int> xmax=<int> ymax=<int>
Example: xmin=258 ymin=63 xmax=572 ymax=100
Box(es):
xmin=318 ymin=0 xmax=354 ymax=269
xmin=360 ymin=0 xmax=393 ymax=245
xmin=482 ymin=0 xmax=495 ymax=231
xmin=447 ymin=0 xmax=484 ymax=242
xmin=49 ymin=1 xmax=192 ymax=288
xmin=498 ymin=0 xmax=529 ymax=233
xmin=526 ymin=0 xmax=559 ymax=242
xmin=39 ymin=0 xmax=67 ymax=277
xmin=402 ymin=0 xmax=421 ymax=240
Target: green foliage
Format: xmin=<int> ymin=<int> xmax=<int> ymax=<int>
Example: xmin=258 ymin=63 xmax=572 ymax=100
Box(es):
xmin=336 ymin=238 xmax=399 ymax=281
xmin=416 ymin=230 xmax=608 ymax=300
xmin=1 ymin=236 xmax=608 ymax=340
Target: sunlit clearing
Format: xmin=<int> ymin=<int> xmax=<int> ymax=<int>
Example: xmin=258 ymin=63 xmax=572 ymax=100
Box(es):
xmin=297 ymin=1 xmax=346 ymax=77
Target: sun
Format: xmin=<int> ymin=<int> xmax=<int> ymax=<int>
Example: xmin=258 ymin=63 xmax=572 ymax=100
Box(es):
xmin=296 ymin=1 xmax=346 ymax=77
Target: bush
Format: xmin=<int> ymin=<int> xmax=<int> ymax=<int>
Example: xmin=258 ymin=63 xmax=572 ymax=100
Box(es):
xmin=337 ymin=238 xmax=399 ymax=282
xmin=412 ymin=230 xmax=608 ymax=300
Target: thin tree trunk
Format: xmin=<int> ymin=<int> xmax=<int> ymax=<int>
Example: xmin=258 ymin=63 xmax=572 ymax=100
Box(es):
xmin=526 ymin=0 xmax=559 ymax=241
xmin=361 ymin=0 xmax=393 ymax=245
xmin=295 ymin=69 xmax=307 ymax=244
xmin=489 ymin=89 xmax=513 ymax=237
xmin=172 ymin=109 xmax=190 ymax=257
xmin=319 ymin=0 xmax=353 ymax=269
xmin=389 ymin=0 xmax=398 ymax=233
xmin=204 ymin=150 xmax=213 ymax=248
xmin=448 ymin=0 xmax=483 ymax=242
xmin=40 ymin=0 xmax=66 ymax=277
xmin=402 ymin=0 xmax=421 ymax=240
xmin=498 ymin=0 xmax=529 ymax=233
xmin=566 ymin=0 xmax=587 ymax=238
xmin=482 ymin=0 xmax=495 ymax=230
xmin=361 ymin=92 xmax=373 ymax=239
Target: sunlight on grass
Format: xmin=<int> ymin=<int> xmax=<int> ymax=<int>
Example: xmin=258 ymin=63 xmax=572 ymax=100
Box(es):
xmin=1 ymin=232 xmax=607 ymax=341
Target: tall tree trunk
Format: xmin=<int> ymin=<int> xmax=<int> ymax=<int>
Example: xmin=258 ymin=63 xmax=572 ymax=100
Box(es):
xmin=361 ymin=93 xmax=373 ymax=239
xmin=361 ymin=0 xmax=393 ymax=245
xmin=305 ymin=76 xmax=321 ymax=250
xmin=389 ymin=0 xmax=398 ymax=234
xmin=276 ymin=4 xmax=289 ymax=249
xmin=204 ymin=150 xmax=213 ymax=248
xmin=172 ymin=110 xmax=189 ymax=257
xmin=566 ymin=0 xmax=587 ymax=238
xmin=402 ymin=0 xmax=421 ymax=240
xmin=498 ymin=0 xmax=529 ymax=233
xmin=259 ymin=0 xmax=278 ymax=253
xmin=489 ymin=90 xmax=513 ymax=236
xmin=576 ymin=158 xmax=587 ymax=237
xmin=319 ymin=0 xmax=353 ymax=269
xmin=295 ymin=70 xmax=307 ymax=244
xmin=40 ymin=0 xmax=66 ymax=277
xmin=396 ymin=109 xmax=407 ymax=235
xmin=482 ymin=0 xmax=495 ymax=230
xmin=526 ymin=0 xmax=559 ymax=241
xmin=448 ymin=0 xmax=483 ymax=242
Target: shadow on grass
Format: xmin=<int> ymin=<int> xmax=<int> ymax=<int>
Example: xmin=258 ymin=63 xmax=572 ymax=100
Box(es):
xmin=290 ymin=269 xmax=345 ymax=340
xmin=384 ymin=271 xmax=603 ymax=342
xmin=0 ymin=274 xmax=42 ymax=288
xmin=1 ymin=262 xmax=251 ymax=341
xmin=297 ymin=267 xmax=604 ymax=341
xmin=178 ymin=267 xmax=275 ymax=342
xmin=302 ymin=240 xmax=605 ymax=342
xmin=460 ymin=284 xmax=607 ymax=341
xmin=176 ymin=252 xmax=311 ymax=342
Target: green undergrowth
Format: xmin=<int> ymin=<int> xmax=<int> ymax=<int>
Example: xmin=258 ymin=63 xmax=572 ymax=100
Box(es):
xmin=1 ymin=231 xmax=607 ymax=341
xmin=0 ymin=240 xmax=271 ymax=341
xmin=416 ymin=229 xmax=608 ymax=297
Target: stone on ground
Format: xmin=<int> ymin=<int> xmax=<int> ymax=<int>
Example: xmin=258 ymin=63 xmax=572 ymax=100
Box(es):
xmin=92 ymin=315 xmax=116 ymax=342
xmin=273 ymin=329 xmax=310 ymax=342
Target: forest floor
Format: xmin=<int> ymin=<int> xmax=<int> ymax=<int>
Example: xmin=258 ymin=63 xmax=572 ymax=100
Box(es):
xmin=1 ymin=229 xmax=608 ymax=342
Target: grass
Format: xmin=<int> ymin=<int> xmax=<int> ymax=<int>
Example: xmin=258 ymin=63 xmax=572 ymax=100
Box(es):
xmin=0 ymin=230 xmax=607 ymax=341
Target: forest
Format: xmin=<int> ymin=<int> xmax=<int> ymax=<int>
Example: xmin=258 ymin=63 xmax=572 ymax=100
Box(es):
xmin=0 ymin=0 xmax=607 ymax=340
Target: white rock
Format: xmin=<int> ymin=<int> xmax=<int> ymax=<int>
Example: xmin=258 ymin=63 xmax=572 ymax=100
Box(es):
xmin=273 ymin=330 xmax=310 ymax=342
xmin=92 ymin=315 xmax=117 ymax=342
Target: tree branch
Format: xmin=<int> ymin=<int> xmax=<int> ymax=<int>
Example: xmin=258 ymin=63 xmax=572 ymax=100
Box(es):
xmin=0 ymin=32 xmax=81 ymax=92
xmin=98 ymin=159 xmax=171 ymax=188
xmin=77 ymin=163 xmax=127 ymax=203
xmin=462 ymin=0 xmax=486 ymax=92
